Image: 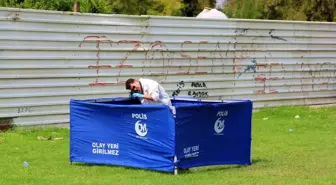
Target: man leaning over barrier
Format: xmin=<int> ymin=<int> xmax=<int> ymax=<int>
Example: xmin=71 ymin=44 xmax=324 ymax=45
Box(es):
xmin=125 ymin=78 xmax=190 ymax=173
xmin=125 ymin=78 xmax=172 ymax=107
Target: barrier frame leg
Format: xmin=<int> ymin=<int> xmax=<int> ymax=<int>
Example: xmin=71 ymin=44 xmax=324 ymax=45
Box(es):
xmin=174 ymin=156 xmax=178 ymax=175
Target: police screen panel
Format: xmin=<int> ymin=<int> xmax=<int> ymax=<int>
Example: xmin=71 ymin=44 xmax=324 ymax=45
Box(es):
xmin=69 ymin=98 xmax=252 ymax=173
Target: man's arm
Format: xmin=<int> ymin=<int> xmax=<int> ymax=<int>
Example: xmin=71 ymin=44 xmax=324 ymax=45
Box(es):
xmin=131 ymin=93 xmax=154 ymax=101
xmin=143 ymin=94 xmax=155 ymax=101
xmin=131 ymin=80 xmax=160 ymax=101
xmin=144 ymin=82 xmax=160 ymax=101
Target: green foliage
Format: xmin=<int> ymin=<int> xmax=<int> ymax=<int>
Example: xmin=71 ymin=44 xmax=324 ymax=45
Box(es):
xmin=180 ymin=0 xmax=215 ymax=17
xmin=0 ymin=0 xmax=335 ymax=22
xmin=255 ymin=0 xmax=335 ymax=22
xmin=107 ymin=0 xmax=164 ymax=15
xmin=223 ymin=0 xmax=335 ymax=22
xmin=0 ymin=0 xmax=74 ymax=11
xmin=0 ymin=0 xmax=166 ymax=15
xmin=304 ymin=0 xmax=335 ymax=22
xmin=223 ymin=0 xmax=261 ymax=19
xmin=77 ymin=0 xmax=113 ymax=14
xmin=160 ymin=0 xmax=182 ymax=16
xmin=257 ymin=0 xmax=306 ymax=20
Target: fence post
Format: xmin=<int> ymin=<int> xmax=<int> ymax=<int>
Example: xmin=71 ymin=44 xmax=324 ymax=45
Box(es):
xmin=73 ymin=2 xmax=80 ymax=13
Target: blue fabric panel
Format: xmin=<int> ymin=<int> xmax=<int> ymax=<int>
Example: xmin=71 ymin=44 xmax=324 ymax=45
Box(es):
xmin=70 ymin=99 xmax=175 ymax=173
xmin=175 ymin=100 xmax=252 ymax=169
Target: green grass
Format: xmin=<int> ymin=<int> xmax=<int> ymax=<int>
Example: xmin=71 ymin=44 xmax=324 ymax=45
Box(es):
xmin=1 ymin=106 xmax=336 ymax=185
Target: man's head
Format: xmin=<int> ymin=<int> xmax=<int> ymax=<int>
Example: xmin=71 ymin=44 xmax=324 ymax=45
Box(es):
xmin=125 ymin=78 xmax=141 ymax=92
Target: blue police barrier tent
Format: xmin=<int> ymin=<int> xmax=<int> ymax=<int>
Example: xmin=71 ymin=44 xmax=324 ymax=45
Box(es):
xmin=69 ymin=97 xmax=253 ymax=174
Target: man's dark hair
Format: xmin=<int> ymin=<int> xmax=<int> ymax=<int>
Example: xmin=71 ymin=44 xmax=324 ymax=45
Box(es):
xmin=125 ymin=78 xmax=135 ymax=90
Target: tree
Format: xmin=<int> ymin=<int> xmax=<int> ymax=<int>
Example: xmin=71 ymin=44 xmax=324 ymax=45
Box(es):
xmin=78 ymin=0 xmax=113 ymax=13
xmin=0 ymin=0 xmax=73 ymax=11
xmin=159 ymin=0 xmax=182 ymax=16
xmin=180 ymin=0 xmax=215 ymax=17
xmin=0 ymin=0 xmax=166 ymax=15
xmin=224 ymin=0 xmax=261 ymax=19
xmin=256 ymin=0 xmax=335 ymax=22
xmin=0 ymin=0 xmax=335 ymax=22
xmin=304 ymin=0 xmax=335 ymax=22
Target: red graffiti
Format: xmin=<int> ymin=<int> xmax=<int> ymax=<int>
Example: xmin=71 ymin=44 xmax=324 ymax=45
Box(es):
xmin=88 ymin=65 xmax=112 ymax=69
xmin=120 ymin=40 xmax=140 ymax=65
xmin=79 ymin=35 xmax=331 ymax=98
xmin=145 ymin=40 xmax=171 ymax=81
xmin=79 ymin=36 xmax=113 ymax=47
xmin=175 ymin=72 xmax=208 ymax=75
xmin=118 ymin=40 xmax=140 ymax=43
xmin=255 ymin=90 xmax=266 ymax=94
xmin=197 ymin=41 xmax=208 ymax=59
xmin=89 ymin=81 xmax=126 ymax=86
xmin=116 ymin=65 xmax=133 ymax=68
xmin=116 ymin=40 xmax=141 ymax=83
xmin=195 ymin=72 xmax=208 ymax=75
xmin=255 ymin=74 xmax=267 ymax=94
xmin=256 ymin=63 xmax=268 ymax=68
xmin=195 ymin=41 xmax=208 ymax=74
xmin=79 ymin=35 xmax=115 ymax=86
xmin=176 ymin=72 xmax=189 ymax=75
xmin=270 ymin=89 xmax=279 ymax=94
xmin=89 ymin=82 xmax=115 ymax=86
xmin=255 ymin=74 xmax=266 ymax=82
xmin=214 ymin=42 xmax=224 ymax=59
xmin=117 ymin=81 xmax=125 ymax=84
xmin=180 ymin=41 xmax=192 ymax=58
xmin=214 ymin=42 xmax=225 ymax=74
xmin=180 ymin=41 xmax=211 ymax=75
xmin=268 ymin=61 xmax=273 ymax=93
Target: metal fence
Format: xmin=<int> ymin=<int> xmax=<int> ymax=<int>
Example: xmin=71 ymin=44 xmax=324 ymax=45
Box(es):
xmin=1 ymin=8 xmax=336 ymax=125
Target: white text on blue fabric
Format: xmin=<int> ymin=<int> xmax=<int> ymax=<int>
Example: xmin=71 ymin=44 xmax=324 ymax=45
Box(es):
xmin=92 ymin=142 xmax=119 ymax=156
xmin=132 ymin=113 xmax=147 ymax=120
xmin=183 ymin=145 xmax=200 ymax=158
xmin=217 ymin=110 xmax=228 ymax=117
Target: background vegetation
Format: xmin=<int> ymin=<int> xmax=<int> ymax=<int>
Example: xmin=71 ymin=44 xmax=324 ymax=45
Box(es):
xmin=0 ymin=0 xmax=335 ymax=21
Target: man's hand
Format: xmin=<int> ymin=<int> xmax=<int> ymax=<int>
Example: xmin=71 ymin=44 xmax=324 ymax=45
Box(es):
xmin=131 ymin=93 xmax=144 ymax=99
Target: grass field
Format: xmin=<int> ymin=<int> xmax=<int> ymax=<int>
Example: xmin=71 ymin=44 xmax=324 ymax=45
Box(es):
xmin=0 ymin=106 xmax=335 ymax=185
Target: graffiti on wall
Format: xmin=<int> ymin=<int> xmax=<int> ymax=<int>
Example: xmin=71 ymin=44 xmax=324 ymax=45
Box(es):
xmin=77 ymin=28 xmax=335 ymax=98
xmin=172 ymin=81 xmax=185 ymax=97
xmin=171 ymin=81 xmax=208 ymax=98
xmin=188 ymin=81 xmax=209 ymax=98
